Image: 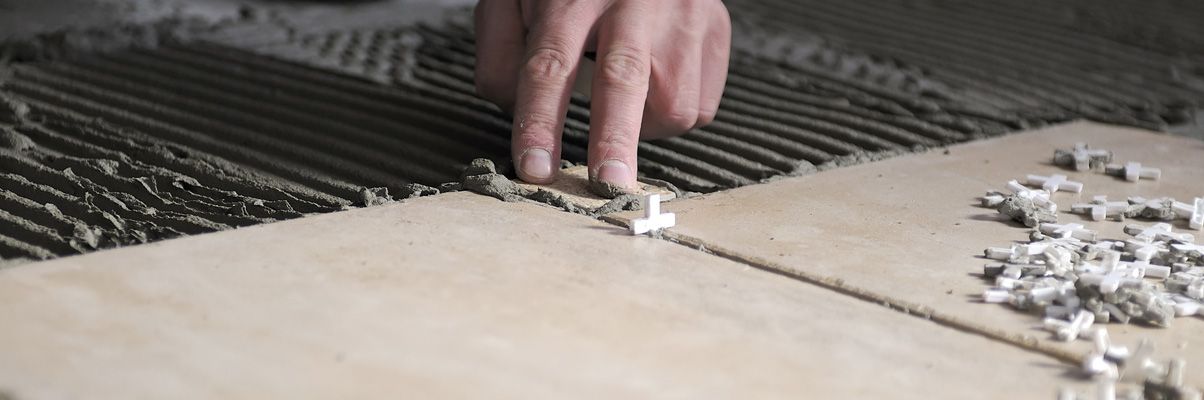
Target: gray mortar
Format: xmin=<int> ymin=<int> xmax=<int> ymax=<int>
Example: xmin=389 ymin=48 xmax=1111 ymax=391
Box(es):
xmin=2 ymin=0 xmax=1203 ymax=263
xmin=459 ymin=158 xmax=643 ymax=217
xmin=636 ymin=176 xmax=690 ymax=199
xmin=0 ymin=128 xmax=35 ymax=152
xmin=0 ymin=94 xmax=31 ymax=125
xmin=815 ymin=145 xmax=932 ymax=172
xmin=358 ymin=187 xmax=393 ymax=207
xmin=586 ymin=178 xmax=632 ymax=199
xmin=358 ymin=183 xmax=439 ymax=206
xmin=1 ymin=16 xmax=223 ymax=63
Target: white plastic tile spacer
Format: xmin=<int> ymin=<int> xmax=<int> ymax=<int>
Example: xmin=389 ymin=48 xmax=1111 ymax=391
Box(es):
xmin=1071 ymin=195 xmax=1128 ymax=221
xmin=1171 ymin=198 xmax=1204 ymax=231
xmin=1123 ymin=260 xmax=1171 ymax=280
xmin=1106 ymin=161 xmax=1161 ymax=182
xmin=1040 ymin=222 xmax=1099 ymax=242
xmin=630 ymin=194 xmax=676 ymax=236
xmin=1031 ymin=286 xmax=1059 ymax=303
xmin=1173 ymin=301 xmax=1200 ymax=317
xmin=1005 ymin=180 xmax=1056 ymax=212
xmin=980 ymin=192 xmax=1005 ymax=207
xmin=1124 ymin=222 xmax=1195 ymax=243
xmin=1123 ymin=239 xmax=1167 ymax=262
xmin=1046 ymin=310 xmax=1095 ymax=341
xmin=982 ymin=289 xmax=1013 ymax=303
xmin=1083 ymin=353 xmax=1113 ymax=377
xmin=1079 ymin=267 xmax=1141 ymax=294
xmin=1172 ymin=242 xmax=1204 ymax=256
xmin=1093 ymin=329 xmax=1130 ymax=362
xmin=1095 ymin=378 xmax=1117 ymax=400
xmin=1065 ymin=142 xmax=1112 ymax=172
xmin=1026 ymin=174 xmax=1084 ymax=194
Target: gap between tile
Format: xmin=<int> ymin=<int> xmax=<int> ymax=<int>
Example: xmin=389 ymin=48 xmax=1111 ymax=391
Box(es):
xmin=597 ymin=212 xmax=1083 ymax=366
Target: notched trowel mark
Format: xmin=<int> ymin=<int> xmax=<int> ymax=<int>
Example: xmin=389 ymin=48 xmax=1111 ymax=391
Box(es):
xmin=0 ymin=94 xmax=30 ymax=126
xmin=0 ymin=128 xmax=36 ymax=152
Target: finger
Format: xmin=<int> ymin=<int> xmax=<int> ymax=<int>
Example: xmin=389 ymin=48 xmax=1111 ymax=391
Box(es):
xmin=639 ymin=7 xmax=704 ymax=140
xmin=697 ymin=2 xmax=731 ymax=128
xmin=511 ymin=2 xmax=601 ymax=183
xmin=474 ymin=0 xmax=525 ymax=112
xmin=588 ymin=2 xmax=653 ymax=190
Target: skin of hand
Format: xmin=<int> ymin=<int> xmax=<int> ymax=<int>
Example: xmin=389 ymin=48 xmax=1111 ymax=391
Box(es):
xmin=474 ymin=0 xmax=731 ymax=190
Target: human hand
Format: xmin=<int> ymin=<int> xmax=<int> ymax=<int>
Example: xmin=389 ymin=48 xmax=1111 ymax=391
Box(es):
xmin=474 ymin=0 xmax=731 ymax=190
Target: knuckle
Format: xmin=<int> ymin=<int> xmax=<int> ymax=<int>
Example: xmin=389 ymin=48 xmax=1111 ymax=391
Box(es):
xmin=514 ymin=114 xmax=560 ymax=144
xmin=523 ymin=46 xmax=574 ymax=82
xmin=598 ymin=127 xmax=639 ymax=150
xmin=597 ymin=48 xmax=649 ymax=88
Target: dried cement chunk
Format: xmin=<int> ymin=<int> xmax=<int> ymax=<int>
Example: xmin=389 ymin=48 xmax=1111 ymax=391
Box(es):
xmin=395 ymin=183 xmax=439 ymax=200
xmin=459 ymin=158 xmax=498 ymax=180
xmin=359 ymin=187 xmax=394 ymax=206
xmin=997 ymin=195 xmax=1058 ymax=228
xmin=1053 ymin=143 xmax=1112 ymax=172
xmin=459 ymin=158 xmax=527 ymax=202
xmin=463 ymin=173 xmax=524 ymax=202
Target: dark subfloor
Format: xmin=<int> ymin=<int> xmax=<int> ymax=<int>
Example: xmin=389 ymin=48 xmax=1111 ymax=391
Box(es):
xmin=1 ymin=0 xmax=1202 ymax=261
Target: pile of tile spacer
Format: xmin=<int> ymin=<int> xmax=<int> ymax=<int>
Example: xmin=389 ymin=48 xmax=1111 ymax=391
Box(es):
xmin=976 ymin=143 xmax=1204 ymax=400
xmin=981 ymin=221 xmax=1202 ymax=327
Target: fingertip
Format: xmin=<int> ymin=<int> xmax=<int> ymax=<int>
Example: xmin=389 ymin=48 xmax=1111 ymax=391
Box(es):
xmin=516 ymin=147 xmax=557 ymax=183
xmin=593 ymin=158 xmax=636 ymax=190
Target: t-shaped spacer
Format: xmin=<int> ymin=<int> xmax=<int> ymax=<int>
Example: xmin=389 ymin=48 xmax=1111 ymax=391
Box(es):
xmin=1105 ymin=161 xmax=1161 ymax=182
xmin=1040 ymin=222 xmax=1099 ymax=242
xmin=1124 ymin=239 xmax=1167 ymax=262
xmin=630 ymin=194 xmax=676 ymax=235
xmin=1026 ymin=174 xmax=1084 ymax=194
xmin=1172 ymin=198 xmax=1203 ymax=231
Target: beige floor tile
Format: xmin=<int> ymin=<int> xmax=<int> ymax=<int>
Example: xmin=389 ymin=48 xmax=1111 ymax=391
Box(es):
xmin=610 ymin=121 xmax=1204 ymax=386
xmin=0 ymin=192 xmax=1078 ymax=399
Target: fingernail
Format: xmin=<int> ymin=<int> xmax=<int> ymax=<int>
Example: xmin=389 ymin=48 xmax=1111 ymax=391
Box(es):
xmin=519 ymin=148 xmax=554 ymax=181
xmin=596 ymin=159 xmax=633 ymax=187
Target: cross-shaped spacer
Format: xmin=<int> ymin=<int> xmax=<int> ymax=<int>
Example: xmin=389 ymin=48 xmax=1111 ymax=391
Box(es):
xmin=630 ymin=194 xmax=676 ymax=235
xmin=1005 ymin=180 xmax=1056 ymax=211
xmin=1124 ymin=222 xmax=1195 ymax=243
xmin=1123 ymin=239 xmax=1168 ymax=262
xmin=1172 ymin=198 xmax=1203 ymax=231
xmin=1071 ymin=195 xmax=1128 ymax=221
xmin=1026 ymin=174 xmax=1084 ymax=194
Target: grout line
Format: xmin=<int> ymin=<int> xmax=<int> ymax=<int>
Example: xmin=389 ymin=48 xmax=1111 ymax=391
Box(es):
xmin=598 ymin=213 xmax=1083 ymax=366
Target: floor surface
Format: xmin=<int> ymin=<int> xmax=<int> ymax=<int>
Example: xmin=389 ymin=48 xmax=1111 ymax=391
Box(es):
xmin=610 ymin=121 xmax=1204 ymax=385
xmin=0 ymin=191 xmax=1082 ymax=399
